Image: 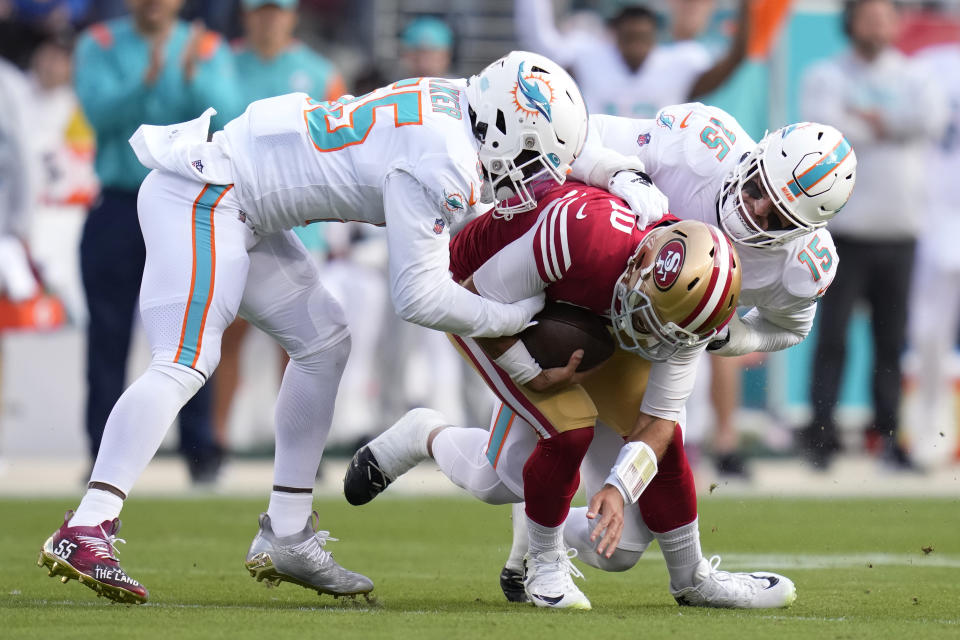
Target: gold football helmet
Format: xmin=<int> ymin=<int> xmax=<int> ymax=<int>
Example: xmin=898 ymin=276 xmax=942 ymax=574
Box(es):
xmin=611 ymin=220 xmax=742 ymax=361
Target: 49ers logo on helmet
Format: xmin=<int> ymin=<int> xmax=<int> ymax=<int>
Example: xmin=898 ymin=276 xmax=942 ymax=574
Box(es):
xmin=654 ymin=239 xmax=685 ymax=291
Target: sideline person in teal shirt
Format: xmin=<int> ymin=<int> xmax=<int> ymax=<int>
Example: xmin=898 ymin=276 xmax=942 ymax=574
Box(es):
xmin=74 ymin=0 xmax=242 ymax=485
xmin=232 ymin=0 xmax=345 ymax=109
xmin=75 ymin=4 xmax=243 ymax=191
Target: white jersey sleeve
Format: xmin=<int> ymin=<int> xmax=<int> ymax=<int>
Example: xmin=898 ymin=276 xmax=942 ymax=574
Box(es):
xmin=472 ymin=223 xmax=546 ymax=304
xmin=383 ymin=170 xmax=537 ymax=338
xmin=715 ymin=228 xmax=838 ymax=355
xmin=639 ymin=345 xmax=706 ymax=421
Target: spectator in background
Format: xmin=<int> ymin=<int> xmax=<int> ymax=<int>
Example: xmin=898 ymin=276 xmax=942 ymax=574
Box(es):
xmin=400 ymin=15 xmax=453 ymax=78
xmin=906 ymin=40 xmax=960 ymax=470
xmin=0 ymin=56 xmax=41 ymax=305
xmin=798 ymin=0 xmax=947 ymax=470
xmin=233 ymin=0 xmax=344 ymax=106
xmin=515 ymin=0 xmax=749 ymax=117
xmin=74 ymin=0 xmax=242 ymax=483
xmin=24 ymin=29 xmax=98 ymax=322
xmin=213 ymin=0 xmax=345 ymax=454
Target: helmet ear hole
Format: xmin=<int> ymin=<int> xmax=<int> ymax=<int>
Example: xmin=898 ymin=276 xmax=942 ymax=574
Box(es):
xmin=495 ymin=109 xmax=507 ymax=135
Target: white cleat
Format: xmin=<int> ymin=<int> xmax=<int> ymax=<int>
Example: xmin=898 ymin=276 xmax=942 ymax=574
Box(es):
xmin=343 ymin=408 xmax=449 ymax=505
xmin=524 ymin=549 xmax=592 ymax=610
xmin=671 ymin=555 xmax=797 ymax=609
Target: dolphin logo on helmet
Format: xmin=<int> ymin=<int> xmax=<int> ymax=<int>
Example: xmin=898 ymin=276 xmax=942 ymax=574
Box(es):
xmin=515 ymin=62 xmax=553 ymax=122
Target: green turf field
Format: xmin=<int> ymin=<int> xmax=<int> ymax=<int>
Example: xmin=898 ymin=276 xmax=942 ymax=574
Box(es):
xmin=2 ymin=495 xmax=958 ymax=639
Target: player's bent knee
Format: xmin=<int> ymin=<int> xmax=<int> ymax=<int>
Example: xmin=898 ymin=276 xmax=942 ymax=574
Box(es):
xmin=467 ymin=481 xmax=523 ymax=505
xmin=594 ymin=547 xmax=645 ymax=572
xmin=288 ymin=331 xmax=351 ymax=373
xmin=149 ymin=360 xmax=206 ymax=395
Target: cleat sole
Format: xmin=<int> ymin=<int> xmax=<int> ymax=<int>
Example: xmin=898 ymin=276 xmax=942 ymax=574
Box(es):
xmin=244 ymin=552 xmax=374 ymax=598
xmin=38 ymin=547 xmax=147 ymax=605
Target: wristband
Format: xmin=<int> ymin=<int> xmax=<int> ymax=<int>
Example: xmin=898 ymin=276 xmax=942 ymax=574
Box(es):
xmin=494 ymin=340 xmax=543 ymax=384
xmin=604 ymin=440 xmax=658 ymax=504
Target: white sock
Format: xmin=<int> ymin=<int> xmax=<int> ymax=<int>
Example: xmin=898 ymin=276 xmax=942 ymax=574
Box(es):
xmin=272 ymin=339 xmax=348 ymax=489
xmin=69 ymin=489 xmax=124 ymax=527
xmin=655 ymin=518 xmax=703 ymax=590
xmin=266 ymin=491 xmax=314 ymax=538
xmin=527 ymin=516 xmax=564 ymax=556
xmin=505 ymin=502 xmax=528 ymax=571
xmin=90 ymin=361 xmax=204 ymax=495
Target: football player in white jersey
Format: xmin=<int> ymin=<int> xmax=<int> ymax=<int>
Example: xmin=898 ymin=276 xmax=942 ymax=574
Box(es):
xmin=36 ymin=51 xmax=589 ymax=605
xmin=576 ymin=103 xmax=857 ymax=357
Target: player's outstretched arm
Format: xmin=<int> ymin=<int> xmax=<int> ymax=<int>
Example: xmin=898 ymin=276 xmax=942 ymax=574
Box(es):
xmin=686 ymin=0 xmax=750 ymax=101
xmin=383 ymin=172 xmax=544 ymax=337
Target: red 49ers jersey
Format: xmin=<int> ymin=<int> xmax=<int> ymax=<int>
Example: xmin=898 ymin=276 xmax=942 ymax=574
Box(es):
xmin=450 ymin=182 xmax=673 ymax=315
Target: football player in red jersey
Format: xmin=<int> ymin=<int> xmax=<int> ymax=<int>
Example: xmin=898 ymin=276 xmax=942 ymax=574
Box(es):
xmin=346 ymin=181 xmax=796 ymax=609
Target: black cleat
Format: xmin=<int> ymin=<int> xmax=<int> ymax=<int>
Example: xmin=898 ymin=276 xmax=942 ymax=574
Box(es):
xmin=343 ymin=446 xmax=393 ymax=506
xmin=499 ymin=565 xmax=529 ymax=603
xmin=714 ymin=452 xmax=750 ymax=479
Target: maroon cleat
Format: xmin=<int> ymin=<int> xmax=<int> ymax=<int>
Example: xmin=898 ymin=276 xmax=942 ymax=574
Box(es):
xmin=38 ymin=511 xmax=148 ymax=604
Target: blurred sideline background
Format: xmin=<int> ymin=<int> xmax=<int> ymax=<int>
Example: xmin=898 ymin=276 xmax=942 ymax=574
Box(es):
xmin=0 ymin=0 xmax=958 ymax=496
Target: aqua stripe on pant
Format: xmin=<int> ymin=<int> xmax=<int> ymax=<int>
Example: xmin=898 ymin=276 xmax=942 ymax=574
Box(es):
xmin=176 ymin=184 xmax=229 ymax=369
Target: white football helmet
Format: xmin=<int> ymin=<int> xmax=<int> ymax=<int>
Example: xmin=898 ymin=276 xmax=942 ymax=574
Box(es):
xmin=611 ymin=220 xmax=742 ymax=362
xmin=464 ymin=51 xmax=589 ymax=216
xmin=718 ymin=122 xmax=857 ymax=247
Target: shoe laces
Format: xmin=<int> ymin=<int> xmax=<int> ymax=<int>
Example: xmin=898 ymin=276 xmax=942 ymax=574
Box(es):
xmin=76 ymin=521 xmax=126 ymax=562
xmin=292 ymin=511 xmax=338 ymax=566
xmin=697 ymin=555 xmax=760 ymax=600
xmin=527 ymin=549 xmax=585 ymax=587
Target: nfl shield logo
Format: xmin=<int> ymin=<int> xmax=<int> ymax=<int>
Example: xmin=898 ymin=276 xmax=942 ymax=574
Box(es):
xmin=637 ymin=133 xmax=651 ymax=147
xmin=191 ymin=159 xmax=204 ymax=173
xmin=433 ymin=218 xmax=446 ymax=234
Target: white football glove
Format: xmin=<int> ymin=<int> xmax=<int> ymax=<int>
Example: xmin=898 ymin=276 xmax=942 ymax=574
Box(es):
xmin=608 ymin=170 xmax=669 ymax=229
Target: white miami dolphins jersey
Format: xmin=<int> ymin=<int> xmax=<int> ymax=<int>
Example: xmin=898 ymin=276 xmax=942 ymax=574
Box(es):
xmin=515 ymin=0 xmax=711 ymax=117
xmin=574 ymin=103 xmax=837 ymax=343
xmin=215 ymin=78 xmax=484 ymax=233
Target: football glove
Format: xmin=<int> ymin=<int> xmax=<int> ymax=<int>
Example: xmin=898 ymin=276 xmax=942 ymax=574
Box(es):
xmin=608 ymin=170 xmax=669 ymax=230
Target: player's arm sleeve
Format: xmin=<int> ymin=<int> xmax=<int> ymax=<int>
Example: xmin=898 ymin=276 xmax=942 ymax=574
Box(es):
xmin=73 ymin=32 xmax=152 ymax=135
xmin=188 ymin=36 xmax=245 ymax=129
xmin=571 ymin=114 xmax=651 ymax=187
xmin=472 ymin=225 xmax=547 ymax=304
xmin=383 ymin=170 xmax=541 ymax=337
xmin=514 ymin=0 xmax=588 ymax=68
xmin=711 ymin=303 xmax=814 ymax=356
xmin=639 ymin=345 xmax=706 ymax=421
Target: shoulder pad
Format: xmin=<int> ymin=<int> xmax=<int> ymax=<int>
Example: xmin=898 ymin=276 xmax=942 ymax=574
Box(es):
xmin=782 ymin=229 xmax=838 ymax=301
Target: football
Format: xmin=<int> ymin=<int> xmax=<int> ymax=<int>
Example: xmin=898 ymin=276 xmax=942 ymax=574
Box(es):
xmin=519 ymin=301 xmax=616 ymax=372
